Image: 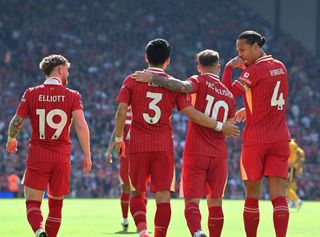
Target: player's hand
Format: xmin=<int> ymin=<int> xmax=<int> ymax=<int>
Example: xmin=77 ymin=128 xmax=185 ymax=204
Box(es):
xmin=105 ymin=151 xmax=112 ymax=164
xmin=222 ymin=121 xmax=240 ymax=138
xmin=226 ymin=56 xmax=246 ymax=69
xmin=132 ymin=70 xmax=153 ymax=83
xmin=6 ymin=137 xmax=18 ymax=153
xmin=235 ymin=107 xmax=246 ymax=123
xmin=116 ymin=141 xmax=126 ymax=157
xmin=83 ymin=155 xmax=92 ymax=173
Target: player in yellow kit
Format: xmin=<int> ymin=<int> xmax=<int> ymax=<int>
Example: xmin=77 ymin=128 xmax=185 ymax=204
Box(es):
xmin=286 ymin=139 xmax=305 ymax=210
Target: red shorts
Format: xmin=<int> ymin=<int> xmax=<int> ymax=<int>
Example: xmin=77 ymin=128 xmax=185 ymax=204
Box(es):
xmin=22 ymin=161 xmax=71 ymax=196
xmin=129 ymin=151 xmax=175 ymax=193
xmin=240 ymin=141 xmax=290 ymax=181
xmin=182 ymin=155 xmax=228 ymax=199
xmin=119 ymin=154 xmax=129 ymax=185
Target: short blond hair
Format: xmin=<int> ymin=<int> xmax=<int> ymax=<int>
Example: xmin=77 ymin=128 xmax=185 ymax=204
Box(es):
xmin=39 ymin=54 xmax=70 ymax=76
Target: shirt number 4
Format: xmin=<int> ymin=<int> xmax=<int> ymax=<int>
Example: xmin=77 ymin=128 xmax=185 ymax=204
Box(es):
xmin=271 ymin=81 xmax=285 ymax=110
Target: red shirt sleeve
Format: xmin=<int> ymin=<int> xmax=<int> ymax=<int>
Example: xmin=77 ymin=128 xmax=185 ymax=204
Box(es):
xmin=186 ymin=75 xmax=200 ymax=92
xmin=237 ymin=66 xmax=258 ymax=89
xmin=16 ymin=89 xmax=29 ymax=119
xmin=72 ymin=91 xmax=83 ymax=111
xmin=222 ymin=66 xmax=244 ymax=98
xmin=175 ymin=93 xmax=192 ymax=111
xmin=116 ymin=76 xmax=132 ymax=105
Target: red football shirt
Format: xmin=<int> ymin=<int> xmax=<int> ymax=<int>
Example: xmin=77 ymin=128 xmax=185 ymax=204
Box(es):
xmin=184 ymin=73 xmax=236 ymax=158
xmin=223 ymin=55 xmax=290 ymax=146
xmin=123 ymin=106 xmax=132 ymax=146
xmin=16 ymin=78 xmax=83 ymax=162
xmin=116 ymin=67 xmax=192 ymax=153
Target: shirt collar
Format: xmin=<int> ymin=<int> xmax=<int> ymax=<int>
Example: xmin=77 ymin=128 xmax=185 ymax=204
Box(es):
xmin=255 ymin=55 xmax=273 ymax=64
xmin=204 ymin=73 xmax=220 ymax=81
xmin=146 ymin=67 xmax=165 ymax=74
xmin=44 ymin=77 xmax=62 ymax=85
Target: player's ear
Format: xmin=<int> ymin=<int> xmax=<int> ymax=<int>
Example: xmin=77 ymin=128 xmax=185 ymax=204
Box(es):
xmin=217 ymin=63 xmax=221 ymax=73
xmin=145 ymin=55 xmax=149 ymax=64
xmin=197 ymin=65 xmax=202 ymax=73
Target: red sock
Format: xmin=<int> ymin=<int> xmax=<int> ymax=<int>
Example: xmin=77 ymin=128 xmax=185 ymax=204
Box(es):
xmin=45 ymin=198 xmax=63 ymax=237
xmin=130 ymin=195 xmax=147 ymax=232
xmin=208 ymin=206 xmax=224 ymax=237
xmin=120 ymin=192 xmax=130 ymax=219
xmin=243 ymin=198 xmax=259 ymax=237
xmin=184 ymin=202 xmax=202 ymax=235
xmin=26 ymin=200 xmax=43 ymax=233
xmin=154 ymin=203 xmax=171 ymax=237
xmin=272 ymin=196 xmax=289 ymax=237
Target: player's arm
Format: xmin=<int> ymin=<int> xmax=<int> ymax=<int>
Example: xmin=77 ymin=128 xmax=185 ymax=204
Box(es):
xmin=105 ymin=128 xmax=116 ymax=164
xmin=72 ymin=110 xmax=92 ymax=173
xmin=181 ymin=106 xmax=240 ymax=138
xmin=6 ymin=114 xmax=25 ymax=153
xmin=115 ymin=102 xmax=128 ymax=157
xmin=222 ymin=56 xmax=247 ymax=98
xmin=132 ymin=70 xmax=194 ymax=94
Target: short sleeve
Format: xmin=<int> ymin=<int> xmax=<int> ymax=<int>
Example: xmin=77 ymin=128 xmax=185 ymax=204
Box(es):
xmin=116 ymin=76 xmax=132 ymax=105
xmin=175 ymin=93 xmax=192 ymax=111
xmin=16 ymin=89 xmax=29 ymax=119
xmin=72 ymin=91 xmax=83 ymax=111
xmin=186 ymin=75 xmax=200 ymax=92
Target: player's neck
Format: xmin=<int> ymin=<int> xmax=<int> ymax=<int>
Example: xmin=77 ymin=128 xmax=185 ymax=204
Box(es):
xmin=45 ymin=76 xmax=62 ymax=84
xmin=201 ymin=69 xmax=218 ymax=76
xmin=148 ymin=64 xmax=166 ymax=70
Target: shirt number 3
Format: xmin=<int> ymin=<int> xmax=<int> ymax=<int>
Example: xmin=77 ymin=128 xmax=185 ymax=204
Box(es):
xmin=143 ymin=92 xmax=162 ymax=124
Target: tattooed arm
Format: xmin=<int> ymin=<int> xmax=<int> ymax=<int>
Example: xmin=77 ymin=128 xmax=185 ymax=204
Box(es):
xmin=8 ymin=115 xmax=25 ymax=139
xmin=6 ymin=114 xmax=25 ymax=153
xmin=132 ymin=71 xmax=194 ymax=94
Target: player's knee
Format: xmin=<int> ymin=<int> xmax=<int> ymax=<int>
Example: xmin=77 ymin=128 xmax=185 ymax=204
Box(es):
xmin=155 ymin=190 xmax=170 ymax=203
xmin=207 ymin=197 xmax=222 ymax=207
xmin=24 ymin=186 xmax=44 ymax=201
xmin=122 ymin=184 xmax=131 ymax=193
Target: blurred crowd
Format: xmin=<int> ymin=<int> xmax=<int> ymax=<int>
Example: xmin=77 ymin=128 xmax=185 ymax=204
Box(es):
xmin=0 ymin=0 xmax=319 ymax=200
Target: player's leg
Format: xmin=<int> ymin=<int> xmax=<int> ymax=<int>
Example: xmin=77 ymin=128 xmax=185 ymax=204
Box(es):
xmin=131 ymin=191 xmax=148 ymax=236
xmin=24 ymin=186 xmax=47 ymax=237
xmin=206 ymin=158 xmax=228 ymax=237
xmin=240 ymin=145 xmax=266 ymax=237
xmin=120 ymin=184 xmax=131 ymax=230
xmin=151 ymin=151 xmax=175 ymax=237
xmin=154 ymin=190 xmax=171 ymax=237
xmin=265 ymin=141 xmax=290 ymax=237
xmin=185 ymin=198 xmax=205 ymax=237
xmin=183 ymin=155 xmax=208 ymax=237
xmin=119 ymin=154 xmax=131 ymax=230
xmin=22 ymin=161 xmax=51 ymax=237
xmin=45 ymin=162 xmax=71 ymax=237
xmin=45 ymin=195 xmax=64 ymax=237
xmin=129 ymin=152 xmax=150 ymax=236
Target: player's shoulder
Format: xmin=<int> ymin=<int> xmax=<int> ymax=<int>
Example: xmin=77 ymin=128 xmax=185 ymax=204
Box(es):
xmin=65 ymin=87 xmax=81 ymax=97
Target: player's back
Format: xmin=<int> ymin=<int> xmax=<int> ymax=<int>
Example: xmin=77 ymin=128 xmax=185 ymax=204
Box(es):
xmin=184 ymin=73 xmax=235 ymax=158
xmin=118 ymin=68 xmax=190 ymax=153
xmin=241 ymin=56 xmax=290 ymax=145
xmin=17 ymin=79 xmax=82 ymax=160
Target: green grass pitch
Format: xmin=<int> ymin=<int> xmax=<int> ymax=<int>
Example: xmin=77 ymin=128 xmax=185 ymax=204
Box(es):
xmin=0 ymin=199 xmax=319 ymax=236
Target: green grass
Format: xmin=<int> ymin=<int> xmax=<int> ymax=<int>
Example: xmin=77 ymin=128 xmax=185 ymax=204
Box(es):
xmin=0 ymin=199 xmax=319 ymax=237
